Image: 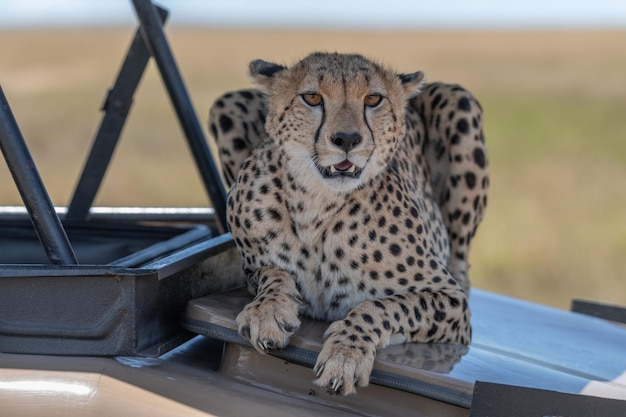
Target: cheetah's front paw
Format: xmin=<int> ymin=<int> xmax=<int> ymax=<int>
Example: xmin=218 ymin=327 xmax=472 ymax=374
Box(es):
xmin=236 ymin=293 xmax=301 ymax=353
xmin=313 ymin=321 xmax=376 ymax=395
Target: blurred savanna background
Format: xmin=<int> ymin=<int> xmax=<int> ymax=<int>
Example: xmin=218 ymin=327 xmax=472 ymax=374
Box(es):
xmin=0 ymin=1 xmax=625 ymax=309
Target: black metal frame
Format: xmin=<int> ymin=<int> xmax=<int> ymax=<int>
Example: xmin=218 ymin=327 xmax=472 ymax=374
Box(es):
xmin=0 ymin=88 xmax=79 ymax=265
xmin=0 ymin=0 xmax=227 ymax=265
xmin=571 ymin=299 xmax=626 ymax=324
xmin=65 ymin=5 xmax=169 ymax=223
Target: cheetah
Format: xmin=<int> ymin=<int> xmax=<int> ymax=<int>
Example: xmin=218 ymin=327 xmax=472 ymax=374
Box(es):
xmin=208 ymin=52 xmax=488 ymax=395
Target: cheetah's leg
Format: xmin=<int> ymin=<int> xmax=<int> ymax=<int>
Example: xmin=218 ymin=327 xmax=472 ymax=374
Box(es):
xmin=412 ymin=83 xmax=489 ymax=294
xmin=314 ymin=258 xmax=470 ymax=395
xmin=235 ymin=266 xmax=302 ymax=352
xmin=208 ymin=89 xmax=268 ymax=187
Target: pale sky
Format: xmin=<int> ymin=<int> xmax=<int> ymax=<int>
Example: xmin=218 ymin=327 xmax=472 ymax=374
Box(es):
xmin=1 ymin=0 xmax=625 ymax=29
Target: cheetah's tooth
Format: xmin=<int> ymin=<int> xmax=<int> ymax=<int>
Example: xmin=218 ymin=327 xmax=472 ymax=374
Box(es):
xmin=348 ymin=164 xmax=356 ymax=173
xmin=330 ymin=165 xmax=337 ymax=174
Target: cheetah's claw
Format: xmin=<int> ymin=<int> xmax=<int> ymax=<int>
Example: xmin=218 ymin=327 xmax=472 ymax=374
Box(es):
xmin=313 ymin=327 xmax=376 ymax=395
xmin=236 ymin=295 xmax=301 ymax=354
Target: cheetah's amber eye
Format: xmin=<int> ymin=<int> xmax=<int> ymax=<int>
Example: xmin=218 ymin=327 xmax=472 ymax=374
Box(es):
xmin=364 ymin=94 xmax=383 ymax=108
xmin=302 ymin=93 xmax=322 ymax=106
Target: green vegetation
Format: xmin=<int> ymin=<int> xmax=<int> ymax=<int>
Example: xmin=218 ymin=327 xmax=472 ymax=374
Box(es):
xmin=0 ymin=28 xmax=624 ymax=309
xmin=475 ymin=92 xmax=626 ymax=306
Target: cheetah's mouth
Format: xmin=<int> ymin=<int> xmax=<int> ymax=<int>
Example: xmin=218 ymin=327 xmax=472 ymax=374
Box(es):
xmin=320 ymin=160 xmax=362 ymax=179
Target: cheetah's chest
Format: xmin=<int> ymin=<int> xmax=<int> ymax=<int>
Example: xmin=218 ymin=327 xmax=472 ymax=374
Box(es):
xmin=278 ymin=218 xmax=377 ymax=321
xmin=273 ymin=187 xmax=449 ymax=322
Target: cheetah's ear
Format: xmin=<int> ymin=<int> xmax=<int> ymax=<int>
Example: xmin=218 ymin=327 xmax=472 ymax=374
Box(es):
xmin=398 ymin=71 xmax=425 ymax=98
xmin=249 ymin=59 xmax=287 ymax=91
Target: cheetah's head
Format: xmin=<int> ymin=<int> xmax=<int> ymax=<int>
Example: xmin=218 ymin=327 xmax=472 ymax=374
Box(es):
xmin=249 ymin=52 xmax=423 ymax=193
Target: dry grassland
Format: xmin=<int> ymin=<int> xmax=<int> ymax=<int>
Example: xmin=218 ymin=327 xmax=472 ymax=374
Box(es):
xmin=0 ymin=27 xmax=625 ymax=308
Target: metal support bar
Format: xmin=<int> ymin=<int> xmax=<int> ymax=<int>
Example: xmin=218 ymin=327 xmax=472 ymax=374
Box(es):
xmin=131 ymin=0 xmax=228 ymax=232
xmin=571 ymin=299 xmax=626 ymax=324
xmin=66 ymin=6 xmax=169 ymax=222
xmin=0 ymin=87 xmax=78 ymax=265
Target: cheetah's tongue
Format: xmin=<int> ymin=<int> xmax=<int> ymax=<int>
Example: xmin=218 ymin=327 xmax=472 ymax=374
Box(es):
xmin=333 ymin=160 xmax=355 ymax=172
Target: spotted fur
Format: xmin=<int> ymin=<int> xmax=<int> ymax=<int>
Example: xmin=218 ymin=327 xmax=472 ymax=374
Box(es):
xmin=208 ymin=52 xmax=488 ymax=395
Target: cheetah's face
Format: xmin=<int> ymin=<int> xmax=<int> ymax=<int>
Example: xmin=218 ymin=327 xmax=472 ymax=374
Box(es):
xmin=250 ymin=53 xmax=424 ymax=193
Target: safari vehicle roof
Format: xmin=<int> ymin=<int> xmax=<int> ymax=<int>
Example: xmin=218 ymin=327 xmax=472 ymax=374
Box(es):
xmin=1 ymin=1 xmax=625 ymax=416
xmin=1 ymin=279 xmax=625 ymax=416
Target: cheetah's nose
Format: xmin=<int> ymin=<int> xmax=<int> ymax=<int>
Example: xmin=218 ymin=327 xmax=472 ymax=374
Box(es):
xmin=331 ymin=132 xmax=362 ymax=152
